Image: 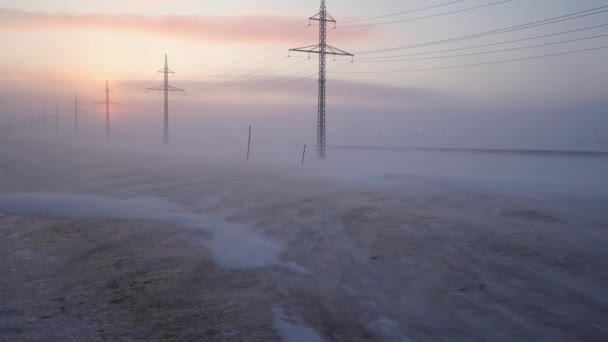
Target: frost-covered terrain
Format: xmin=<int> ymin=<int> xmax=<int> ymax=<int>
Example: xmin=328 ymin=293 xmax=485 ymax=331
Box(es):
xmin=1 ymin=134 xmax=607 ymax=341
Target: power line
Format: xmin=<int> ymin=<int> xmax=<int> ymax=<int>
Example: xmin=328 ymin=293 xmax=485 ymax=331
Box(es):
xmin=214 ymin=38 xmax=318 ymax=79
xmin=181 ymin=51 xmax=288 ymax=80
xmin=180 ymin=25 xmax=311 ymax=78
xmin=194 ymin=61 xmax=318 ymax=101
xmin=338 ymin=0 xmax=512 ymax=29
xmin=341 ymin=0 xmax=464 ymax=23
xmin=357 ymin=23 xmax=608 ymax=60
xmin=220 ymin=61 xmax=319 ymax=96
xmin=333 ymin=44 xmax=608 ymax=74
xmin=179 ymin=37 xmax=317 ymax=82
xmin=209 ymin=57 xmax=313 ymax=96
xmin=356 ymin=5 xmax=608 ymax=54
xmin=229 ymin=25 xmax=309 ymax=64
xmin=355 ymin=33 xmax=608 ymax=62
xmin=258 ymin=60 xmax=351 ymax=89
xmin=210 ymin=55 xmax=290 ymax=85
xmin=200 ymin=57 xmax=309 ymax=96
xmin=285 ymin=60 xmax=352 ymax=85
xmin=215 ymin=60 xmax=352 ymax=100
xmin=215 ymin=38 xmax=318 ymax=79
xmin=238 ymin=67 xmax=318 ymax=94
xmin=177 ymin=55 xmax=295 ymax=97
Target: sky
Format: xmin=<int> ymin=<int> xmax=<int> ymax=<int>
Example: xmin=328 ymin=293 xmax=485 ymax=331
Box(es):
xmin=1 ymin=0 xmax=607 ymax=150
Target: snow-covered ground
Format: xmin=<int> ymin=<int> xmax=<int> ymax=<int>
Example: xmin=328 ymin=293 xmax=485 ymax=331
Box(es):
xmin=1 ymin=133 xmax=607 ymax=341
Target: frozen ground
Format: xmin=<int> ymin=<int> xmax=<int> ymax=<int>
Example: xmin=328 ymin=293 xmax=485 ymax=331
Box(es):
xmin=1 ymin=134 xmax=607 ymax=341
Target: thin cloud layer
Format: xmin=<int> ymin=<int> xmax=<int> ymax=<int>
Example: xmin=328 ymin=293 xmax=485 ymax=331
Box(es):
xmin=0 ymin=8 xmax=371 ymax=43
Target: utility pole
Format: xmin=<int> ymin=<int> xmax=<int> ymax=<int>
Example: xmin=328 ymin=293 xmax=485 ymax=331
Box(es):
xmin=94 ymin=80 xmax=120 ymax=141
xmin=290 ymin=0 xmax=353 ymax=160
xmin=146 ymin=55 xmax=185 ymax=146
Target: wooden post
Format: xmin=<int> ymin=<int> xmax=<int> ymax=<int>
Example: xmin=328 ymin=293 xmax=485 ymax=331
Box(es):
xmin=247 ymin=126 xmax=252 ymax=161
xmin=301 ymin=144 xmax=307 ymax=165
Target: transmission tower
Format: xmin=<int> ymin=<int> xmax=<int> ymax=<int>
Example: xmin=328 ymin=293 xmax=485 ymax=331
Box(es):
xmin=65 ymin=94 xmax=84 ymax=137
xmin=55 ymin=102 xmax=59 ymax=136
xmin=146 ymin=55 xmax=185 ymax=146
xmin=290 ymin=0 xmax=353 ymax=159
xmin=94 ymin=80 xmax=120 ymax=141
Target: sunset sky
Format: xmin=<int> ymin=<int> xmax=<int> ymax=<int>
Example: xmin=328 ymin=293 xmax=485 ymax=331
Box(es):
xmin=1 ymin=0 xmax=607 ymax=150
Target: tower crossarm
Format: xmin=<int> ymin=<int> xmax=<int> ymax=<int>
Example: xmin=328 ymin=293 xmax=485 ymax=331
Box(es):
xmin=326 ymin=45 xmax=354 ymax=56
xmin=146 ymin=86 xmax=184 ymax=92
xmin=167 ymin=86 xmax=185 ymax=92
xmin=310 ymin=12 xmax=336 ymax=23
xmin=290 ymin=44 xmax=353 ymax=56
xmin=146 ymin=86 xmax=166 ymax=91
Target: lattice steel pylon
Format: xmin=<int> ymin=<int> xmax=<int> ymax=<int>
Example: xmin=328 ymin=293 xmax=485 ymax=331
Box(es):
xmin=55 ymin=102 xmax=59 ymax=136
xmin=146 ymin=55 xmax=185 ymax=146
xmin=65 ymin=94 xmax=84 ymax=137
xmin=94 ymin=80 xmax=120 ymax=141
xmin=74 ymin=95 xmax=78 ymax=136
xmin=290 ymin=0 xmax=353 ymax=159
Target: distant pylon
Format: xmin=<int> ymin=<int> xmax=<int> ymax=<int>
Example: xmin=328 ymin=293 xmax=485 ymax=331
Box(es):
xmin=146 ymin=55 xmax=185 ymax=146
xmin=65 ymin=94 xmax=84 ymax=137
xmin=290 ymin=0 xmax=353 ymax=159
xmin=55 ymin=102 xmax=59 ymax=136
xmin=74 ymin=95 xmax=79 ymax=136
xmin=94 ymin=80 xmax=120 ymax=141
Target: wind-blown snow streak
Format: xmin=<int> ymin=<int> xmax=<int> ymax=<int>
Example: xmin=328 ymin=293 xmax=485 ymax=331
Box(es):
xmin=272 ymin=307 xmax=325 ymax=342
xmin=0 ymin=192 xmax=286 ymax=271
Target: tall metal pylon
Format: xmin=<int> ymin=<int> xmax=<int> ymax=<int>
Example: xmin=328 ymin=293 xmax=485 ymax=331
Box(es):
xmin=290 ymin=0 xmax=353 ymax=159
xmin=94 ymin=80 xmax=120 ymax=141
xmin=146 ymin=55 xmax=185 ymax=146
xmin=66 ymin=94 xmax=83 ymax=137
xmin=74 ymin=95 xmax=79 ymax=137
xmin=55 ymin=102 xmax=59 ymax=136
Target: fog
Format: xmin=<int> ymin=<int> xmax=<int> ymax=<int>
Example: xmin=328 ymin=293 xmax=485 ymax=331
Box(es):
xmin=3 ymin=0 xmax=608 ymax=339
xmin=6 ymin=109 xmax=608 ymax=198
xmin=2 ymin=73 xmax=608 ymax=154
xmin=1 ymin=100 xmax=608 ymax=341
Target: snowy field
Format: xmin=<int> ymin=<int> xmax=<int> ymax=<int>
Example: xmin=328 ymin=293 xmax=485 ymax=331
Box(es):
xmin=1 ymin=133 xmax=608 ymax=341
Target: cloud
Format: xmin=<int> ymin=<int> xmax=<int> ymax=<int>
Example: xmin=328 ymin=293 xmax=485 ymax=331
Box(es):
xmin=0 ymin=8 xmax=371 ymax=43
